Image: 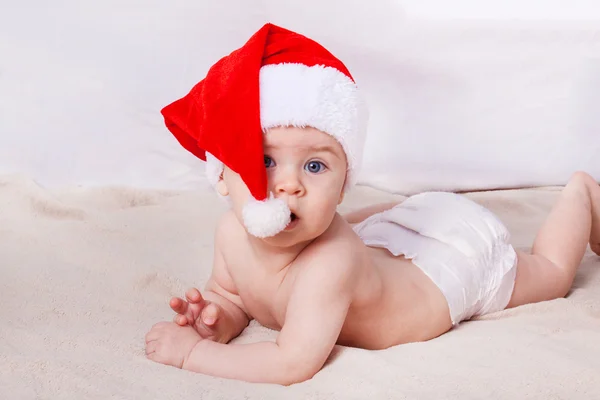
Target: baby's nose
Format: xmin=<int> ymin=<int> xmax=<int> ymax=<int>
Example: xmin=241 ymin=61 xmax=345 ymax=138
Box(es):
xmin=274 ymin=173 xmax=305 ymax=196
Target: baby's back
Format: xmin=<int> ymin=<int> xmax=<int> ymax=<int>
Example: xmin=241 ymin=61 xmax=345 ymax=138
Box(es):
xmin=339 ymin=245 xmax=453 ymax=349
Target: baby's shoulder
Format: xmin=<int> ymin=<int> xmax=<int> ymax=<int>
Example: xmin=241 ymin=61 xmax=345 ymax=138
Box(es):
xmin=214 ymin=210 xmax=245 ymax=239
xmin=287 ymin=217 xmax=366 ymax=296
xmin=213 ymin=210 xmax=250 ymax=257
xmin=296 ymin=214 xmax=365 ymax=270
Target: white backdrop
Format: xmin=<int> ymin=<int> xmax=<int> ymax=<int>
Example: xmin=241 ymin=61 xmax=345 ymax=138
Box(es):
xmin=1 ymin=0 xmax=599 ymax=194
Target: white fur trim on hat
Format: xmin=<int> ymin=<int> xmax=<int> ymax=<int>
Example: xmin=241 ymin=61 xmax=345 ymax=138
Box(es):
xmin=260 ymin=63 xmax=368 ymax=191
xmin=204 ymin=63 xmax=368 ymax=193
xmin=242 ymin=193 xmax=291 ymax=238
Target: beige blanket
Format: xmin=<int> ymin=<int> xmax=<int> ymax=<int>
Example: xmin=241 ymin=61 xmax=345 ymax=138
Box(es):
xmin=1 ymin=174 xmax=598 ymax=399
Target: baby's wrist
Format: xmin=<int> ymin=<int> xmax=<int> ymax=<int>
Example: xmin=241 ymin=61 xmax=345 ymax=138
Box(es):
xmin=181 ymin=339 xmax=203 ymax=371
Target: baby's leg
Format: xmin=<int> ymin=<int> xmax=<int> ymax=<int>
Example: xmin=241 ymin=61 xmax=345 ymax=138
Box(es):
xmin=507 ymin=171 xmax=600 ymax=308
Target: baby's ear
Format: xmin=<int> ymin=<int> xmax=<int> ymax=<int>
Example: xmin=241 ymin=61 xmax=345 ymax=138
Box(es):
xmin=216 ymin=172 xmax=229 ymax=196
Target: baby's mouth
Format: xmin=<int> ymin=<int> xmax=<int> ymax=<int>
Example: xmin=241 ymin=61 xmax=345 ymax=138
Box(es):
xmin=285 ymin=212 xmax=299 ymax=230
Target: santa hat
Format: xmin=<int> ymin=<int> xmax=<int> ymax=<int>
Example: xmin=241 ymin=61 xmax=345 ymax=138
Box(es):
xmin=161 ymin=23 xmax=368 ymax=238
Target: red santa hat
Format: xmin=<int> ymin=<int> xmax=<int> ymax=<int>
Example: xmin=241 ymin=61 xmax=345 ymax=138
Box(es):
xmin=161 ymin=23 xmax=368 ymax=238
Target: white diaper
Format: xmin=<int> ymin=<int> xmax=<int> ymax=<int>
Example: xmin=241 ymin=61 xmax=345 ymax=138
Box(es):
xmin=353 ymin=192 xmax=517 ymax=325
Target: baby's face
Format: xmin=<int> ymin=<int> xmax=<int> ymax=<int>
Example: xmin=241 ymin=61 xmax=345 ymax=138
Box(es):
xmin=222 ymin=126 xmax=347 ymax=245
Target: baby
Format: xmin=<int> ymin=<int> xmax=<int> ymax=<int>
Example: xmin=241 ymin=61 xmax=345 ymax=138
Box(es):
xmin=144 ymin=23 xmax=600 ymax=385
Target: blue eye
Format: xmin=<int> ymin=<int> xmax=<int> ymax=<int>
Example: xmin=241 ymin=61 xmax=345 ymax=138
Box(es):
xmin=305 ymin=160 xmax=326 ymax=174
xmin=264 ymin=156 xmax=275 ymax=168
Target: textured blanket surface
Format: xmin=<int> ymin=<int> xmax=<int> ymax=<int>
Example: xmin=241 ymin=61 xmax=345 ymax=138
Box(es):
xmin=1 ymin=174 xmax=599 ymax=399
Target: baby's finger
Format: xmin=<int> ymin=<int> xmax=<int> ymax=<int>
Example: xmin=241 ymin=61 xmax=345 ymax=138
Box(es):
xmin=201 ymin=303 xmax=220 ymax=326
xmin=169 ymin=297 xmax=188 ymax=315
xmin=185 ymin=288 xmax=204 ymax=304
xmin=173 ymin=314 xmax=188 ymax=326
xmin=145 ymin=340 xmax=157 ymax=355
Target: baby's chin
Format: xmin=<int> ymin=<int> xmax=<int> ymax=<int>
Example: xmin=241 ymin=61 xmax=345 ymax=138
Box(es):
xmin=258 ymin=227 xmax=318 ymax=247
xmin=263 ymin=217 xmax=335 ymax=246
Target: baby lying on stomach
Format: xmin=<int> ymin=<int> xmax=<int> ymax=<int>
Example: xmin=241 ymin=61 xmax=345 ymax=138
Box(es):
xmin=144 ymin=23 xmax=600 ymax=385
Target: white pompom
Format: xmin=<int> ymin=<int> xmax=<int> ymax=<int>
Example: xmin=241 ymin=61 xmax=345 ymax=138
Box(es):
xmin=242 ymin=194 xmax=291 ymax=238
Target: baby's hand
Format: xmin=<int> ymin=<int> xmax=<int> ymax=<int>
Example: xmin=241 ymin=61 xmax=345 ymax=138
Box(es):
xmin=145 ymin=321 xmax=201 ymax=369
xmin=170 ymin=288 xmax=223 ymax=341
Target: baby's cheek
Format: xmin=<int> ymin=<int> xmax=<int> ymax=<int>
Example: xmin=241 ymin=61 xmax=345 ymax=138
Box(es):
xmin=312 ymin=197 xmax=339 ymax=221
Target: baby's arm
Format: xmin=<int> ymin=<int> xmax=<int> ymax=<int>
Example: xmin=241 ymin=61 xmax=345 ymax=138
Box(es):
xmin=199 ymin=250 xmax=251 ymax=343
xmin=172 ymin=217 xmax=251 ymax=343
xmin=181 ymin=243 xmax=357 ymax=385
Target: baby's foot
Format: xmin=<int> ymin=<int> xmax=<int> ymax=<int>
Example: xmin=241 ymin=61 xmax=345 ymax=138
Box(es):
xmin=589 ymin=175 xmax=600 ymax=256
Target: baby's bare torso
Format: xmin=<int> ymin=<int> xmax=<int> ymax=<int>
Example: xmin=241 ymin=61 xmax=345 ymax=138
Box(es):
xmin=220 ymin=212 xmax=452 ymax=350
